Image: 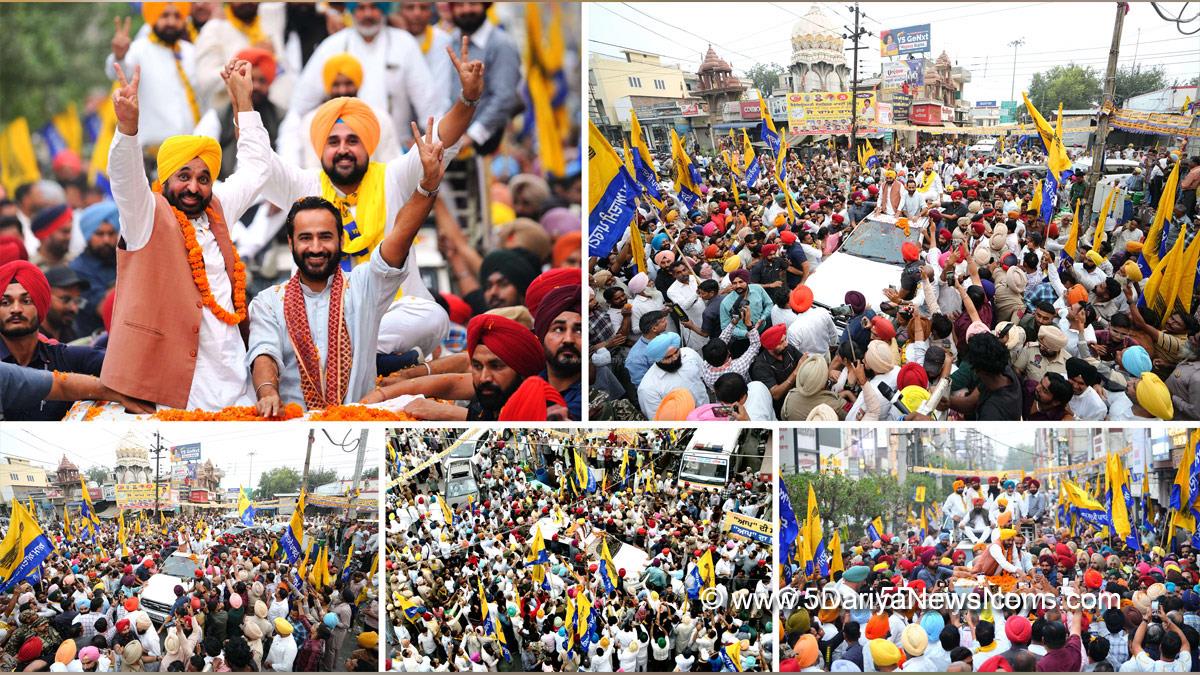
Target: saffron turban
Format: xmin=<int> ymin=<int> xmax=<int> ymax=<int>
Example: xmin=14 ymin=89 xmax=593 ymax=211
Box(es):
xmin=466 ymin=314 xmax=545 ymax=378
xmin=157 ymin=135 xmax=221 ymax=185
xmin=0 ymin=261 xmax=50 ymax=321
xmin=322 ymin=53 xmax=364 ymax=93
xmin=142 ymin=1 xmax=190 ymax=25
xmin=310 ymin=96 xmax=380 ymax=157
xmin=654 ymin=388 xmax=695 ymax=421
xmin=236 ymin=48 xmax=277 ymax=85
xmin=498 ymin=377 xmax=566 ymax=421
xmin=1135 ymin=373 xmax=1173 ymax=420
xmin=789 ymin=284 xmax=813 ymax=313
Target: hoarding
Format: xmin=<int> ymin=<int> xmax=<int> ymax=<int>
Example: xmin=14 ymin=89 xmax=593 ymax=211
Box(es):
xmin=721 ymin=511 xmax=773 ymax=544
xmin=882 ymin=59 xmax=925 ymax=89
xmin=880 ymin=24 xmax=932 ymax=57
xmin=786 ymin=91 xmax=878 ymax=135
xmin=115 ymin=483 xmax=158 ymax=509
xmin=892 ymin=92 xmax=912 ymax=123
xmin=974 ymin=100 xmax=998 ymax=109
xmin=172 ymin=443 xmax=201 ymax=462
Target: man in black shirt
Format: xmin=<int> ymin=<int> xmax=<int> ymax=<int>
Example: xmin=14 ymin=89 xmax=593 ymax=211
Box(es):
xmin=751 ymin=324 xmax=801 ymax=417
xmin=963 ymin=332 xmax=1023 ymax=420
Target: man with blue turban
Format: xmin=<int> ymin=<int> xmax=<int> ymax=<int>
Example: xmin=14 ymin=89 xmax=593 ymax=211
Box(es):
xmin=69 ymin=201 xmax=121 ymax=337
xmin=635 ymin=331 xmax=709 ymax=419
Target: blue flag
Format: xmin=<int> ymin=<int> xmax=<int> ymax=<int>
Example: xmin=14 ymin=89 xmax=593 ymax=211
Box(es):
xmin=588 ymin=122 xmax=639 ymax=258
xmin=779 ymin=479 xmax=800 ymax=563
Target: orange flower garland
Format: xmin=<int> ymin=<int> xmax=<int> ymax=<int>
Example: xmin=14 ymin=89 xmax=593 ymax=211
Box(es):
xmin=152 ymin=404 xmax=305 ymax=422
xmin=307 ymin=405 xmax=419 ymax=421
xmin=174 ymin=206 xmax=248 ymax=325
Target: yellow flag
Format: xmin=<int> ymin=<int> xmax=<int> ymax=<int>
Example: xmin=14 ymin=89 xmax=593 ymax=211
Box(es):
xmin=355 ymin=552 xmax=378 ymax=604
xmin=63 ymin=505 xmax=74 ymax=542
xmin=118 ymin=510 xmax=128 ymax=556
xmin=697 ymin=549 xmax=716 ymax=589
xmin=1143 ymin=223 xmax=1200 ymax=325
xmin=829 ymin=530 xmax=845 ymax=576
xmin=0 ymin=118 xmax=40 ymax=195
xmin=0 ymin=499 xmax=52 ymax=587
xmin=1143 ymin=161 xmax=1182 ymax=269
xmin=53 ymin=103 xmax=84 ymax=156
xmin=523 ymin=2 xmax=565 ymax=176
xmin=805 ymin=484 xmax=822 ymax=561
xmin=1093 ymin=186 xmax=1120 ymax=252
xmin=1063 ymin=198 xmax=1082 ymax=260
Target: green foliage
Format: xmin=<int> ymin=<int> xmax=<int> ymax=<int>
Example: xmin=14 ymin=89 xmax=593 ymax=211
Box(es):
xmin=254 ymin=467 xmax=301 ymax=500
xmin=361 ymin=466 xmax=379 ymax=480
xmin=84 ymin=467 xmax=109 ymax=485
xmin=306 ymin=468 xmax=340 ymax=489
xmin=1114 ymin=65 xmax=1167 ymax=105
xmin=783 ymin=471 xmax=940 ymax=545
xmin=0 ymin=3 xmax=133 ymax=127
xmin=1027 ymin=64 xmax=1103 ymax=112
xmin=745 ymin=62 xmax=786 ymax=96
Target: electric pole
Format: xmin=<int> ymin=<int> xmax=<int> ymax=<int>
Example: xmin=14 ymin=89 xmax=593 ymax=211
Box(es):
xmin=350 ymin=428 xmax=368 ymax=496
xmin=1007 ymin=38 xmax=1025 ymax=105
xmin=844 ymin=2 xmax=870 ymax=161
xmin=300 ymin=428 xmax=314 ymax=494
xmin=1081 ymin=2 xmax=1126 ymax=228
xmin=151 ymin=431 xmax=165 ymax=519
xmin=247 ymin=450 xmax=256 ymax=489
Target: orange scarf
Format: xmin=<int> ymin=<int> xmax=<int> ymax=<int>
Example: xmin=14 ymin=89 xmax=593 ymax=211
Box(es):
xmin=284 ymin=271 xmax=352 ymax=409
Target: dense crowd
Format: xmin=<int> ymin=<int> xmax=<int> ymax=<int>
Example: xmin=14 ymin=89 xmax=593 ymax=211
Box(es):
xmin=779 ymin=472 xmax=1200 ymax=672
xmin=385 ymin=429 xmax=773 ymax=671
xmin=0 ymin=509 xmax=378 ymax=671
xmin=588 ymin=134 xmax=1200 ymax=422
xmin=0 ymin=1 xmax=582 ymax=422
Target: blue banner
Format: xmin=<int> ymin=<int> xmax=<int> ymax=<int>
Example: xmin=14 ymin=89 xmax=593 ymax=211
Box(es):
xmin=745 ymin=157 xmax=762 ymax=187
xmin=880 ymin=24 xmax=932 ymax=57
xmin=0 ymin=535 xmax=53 ymax=593
xmin=630 ymin=152 xmax=662 ymax=204
xmin=779 ymin=479 xmax=799 ymax=561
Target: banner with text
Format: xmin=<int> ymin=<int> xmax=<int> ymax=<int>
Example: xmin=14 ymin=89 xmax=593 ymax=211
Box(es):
xmin=721 ymin=511 xmax=773 ymax=545
xmin=882 ymin=59 xmax=925 ymax=89
xmin=115 ymin=483 xmax=159 ymax=509
xmin=880 ymin=24 xmax=931 ymax=57
xmin=786 ymin=92 xmax=878 ymax=135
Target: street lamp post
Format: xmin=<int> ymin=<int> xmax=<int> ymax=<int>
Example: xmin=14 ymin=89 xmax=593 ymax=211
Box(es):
xmin=1008 ymin=38 xmax=1025 ymax=104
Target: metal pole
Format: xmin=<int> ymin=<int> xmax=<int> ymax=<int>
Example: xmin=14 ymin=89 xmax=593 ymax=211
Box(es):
xmin=301 ymin=429 xmax=314 ymax=494
xmin=351 ymin=429 xmax=368 ymax=496
xmin=849 ymin=2 xmax=861 ymax=158
xmin=1081 ymin=3 xmax=1126 ymax=228
xmin=152 ymin=431 xmax=161 ymax=519
xmin=1008 ymin=38 xmax=1025 ymax=105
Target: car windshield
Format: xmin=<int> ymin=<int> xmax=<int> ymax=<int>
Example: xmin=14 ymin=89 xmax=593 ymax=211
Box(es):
xmin=838 ymin=218 xmax=922 ymax=265
xmin=446 ymin=477 xmax=478 ymax=499
xmin=162 ymin=556 xmax=199 ymax=578
xmin=680 ymin=457 xmax=727 ymax=482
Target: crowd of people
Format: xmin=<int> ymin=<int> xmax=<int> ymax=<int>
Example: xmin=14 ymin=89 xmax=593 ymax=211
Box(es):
xmin=587 ymin=132 xmax=1200 ymax=422
xmin=779 ymin=471 xmax=1200 ymax=672
xmin=0 ymin=1 xmax=582 ymax=422
xmin=385 ymin=428 xmax=773 ymax=671
xmin=0 ymin=508 xmax=378 ymax=671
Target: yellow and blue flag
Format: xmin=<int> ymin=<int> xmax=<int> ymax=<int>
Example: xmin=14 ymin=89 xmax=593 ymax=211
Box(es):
xmin=587 ymin=121 xmax=639 ymax=259
xmin=1105 ymin=452 xmax=1139 ymax=550
xmin=477 ymin=579 xmax=511 ymax=662
xmin=527 ymin=524 xmax=550 ymax=591
xmin=1021 ymin=94 xmax=1072 ymax=224
xmin=720 ymin=640 xmax=744 ymax=672
xmin=758 ymin=93 xmax=780 ymax=157
xmin=741 ymin=129 xmax=761 ymax=187
xmin=598 ymin=536 xmax=619 ymax=594
xmin=670 ymin=128 xmax=701 ymax=211
xmin=629 ymin=109 xmax=663 ymax=207
xmin=1141 ymin=161 xmax=1182 ymax=276
xmin=280 ymin=491 xmax=306 ymax=563
xmin=1142 ymin=465 xmax=1155 ymax=535
xmin=238 ymin=487 xmax=256 ymax=526
xmin=1170 ymin=431 xmax=1199 ymax=511
xmin=829 ymin=529 xmax=845 ymax=576
xmin=1062 ymin=198 xmax=1082 ymax=261
xmin=574 ymin=588 xmax=595 ymax=653
xmin=78 ymin=477 xmax=99 ymax=541
xmin=857 ymin=140 xmax=879 ymax=170
xmin=0 ymin=499 xmax=53 ymax=592
xmin=1142 ymin=220 xmax=1200 ymax=327
xmin=356 ymin=552 xmax=378 ymax=604
xmin=779 ymin=479 xmax=800 ymax=567
xmin=438 ymin=495 xmax=455 ymax=526
xmin=1063 ymin=480 xmax=1111 ymax=533
xmin=522 ymin=2 xmax=565 ymax=177
xmin=396 ymin=592 xmax=427 ymax=622
xmin=866 ymin=516 xmax=884 ymax=543
xmin=804 ymin=484 xmax=828 ymax=577
xmin=339 ymin=541 xmax=356 ymax=583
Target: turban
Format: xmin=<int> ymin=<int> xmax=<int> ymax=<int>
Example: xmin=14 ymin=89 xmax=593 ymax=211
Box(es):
xmin=901 ymin=241 xmax=920 ymax=262
xmin=728 ymin=269 xmax=750 ymax=284
xmin=322 ymin=53 xmax=364 ymax=93
xmin=795 ymin=634 xmax=819 ymax=668
xmin=953 ymin=480 xmax=965 ymax=490
xmin=760 ymin=243 xmax=779 ymax=258
xmin=1006 ymin=266 xmax=1027 ymax=292
xmin=142 ymin=1 xmax=190 ymax=25
xmin=483 ymin=302 xmax=531 ymax=327
xmin=1122 ymin=260 xmax=1143 ymax=282
xmin=1125 ymin=240 xmax=1144 ymax=253
xmin=1084 ymin=569 xmax=1104 ymax=589
xmin=702 ymin=222 xmax=717 ymax=237
xmin=645 ymin=332 xmax=681 ymax=363
xmin=885 ymin=170 xmax=896 ymax=179
xmin=864 ymin=340 xmax=895 ymax=373
xmin=780 ymin=230 xmax=797 ymax=245
xmin=664 ymin=209 xmax=678 ymax=223
xmin=999 ymin=528 xmax=1016 ymax=541
xmin=995 ymin=322 xmax=1026 ymax=350
xmin=1121 ymin=345 xmax=1152 ymax=377
xmin=971 ymin=220 xmax=987 ymax=236
xmin=655 ymin=388 xmax=695 ymax=421
xmin=79 ymin=200 xmax=120 ymax=242
xmin=157 ymin=135 xmax=221 ymax=185
xmin=466 ymin=314 xmax=546 ymax=378
xmin=17 ymin=636 xmax=43 ymax=662
xmin=722 ymin=256 xmax=742 ymax=273
xmin=533 ymin=284 xmax=580 ymax=342
xmin=627 ymin=272 xmax=649 ymax=295
xmin=870 ymin=316 xmax=895 ymax=341
xmin=501 ymin=219 xmax=553 ymax=261
xmin=653 ymin=249 xmax=676 ymax=269
xmin=901 ymin=624 xmax=928 ymax=656
xmin=952 ymin=190 xmax=964 ymax=200
xmin=1066 ymin=284 xmax=1089 ymax=306
xmin=973 ymin=244 xmax=992 ymax=264
xmin=539 ymin=207 xmax=578 ymax=239
xmin=1038 ymin=325 xmax=1067 ymax=351
xmin=236 ymin=47 xmax=277 ymax=84
xmin=865 ymin=613 xmax=890 ymax=640
xmin=844 ymin=291 xmax=866 ymax=314
xmin=117 ymin=618 xmax=131 ymax=632
xmin=310 ymin=97 xmax=380 ymax=157
xmin=254 ymin=600 xmax=268 ymax=618
xmin=243 ymin=621 xmax=263 ymax=641
xmin=79 ymin=646 xmax=100 ymax=663
xmin=274 ymin=618 xmax=294 ymax=636
xmin=499 ymin=376 xmax=565 ymax=421
xmin=869 ymin=639 xmax=901 ymax=667
xmin=897 ymin=362 xmax=928 ymax=390
xmin=1085 ymin=250 xmax=1104 ymax=266
xmin=990 ymin=233 xmax=1006 ymax=251
xmin=762 ymin=324 xmax=788 ymax=351
xmin=921 ymin=612 xmax=945 ymax=642
xmin=900 ymin=385 xmax=929 ymax=412
xmin=480 ymin=248 xmax=541 ymax=295
xmin=1005 ymin=615 xmax=1032 ymax=643
xmin=832 ymin=214 xmax=845 ymax=224
xmin=0 ymin=235 xmax=27 ymax=264
xmin=31 ymin=204 xmax=73 ymax=241
xmin=1135 ymin=373 xmax=1173 ymax=419
xmin=966 ymin=320 xmax=990 ymax=341
xmin=704 ymin=244 xmax=720 ymax=259
xmin=797 ymin=357 xmax=828 ymax=396
xmin=123 ymin=640 xmax=144 ymax=662
xmin=806 ymin=403 xmax=838 ymax=420
xmin=651 ymin=232 xmax=670 ymax=251
xmin=0 ymin=261 xmax=50 ymax=321
xmin=357 ymin=631 xmax=379 ymax=649
xmin=789 ymin=284 xmax=813 ymax=313
xmin=525 ymin=268 xmax=580 ymax=318
xmin=55 ymin=639 xmax=76 ymax=664
xmin=1066 ymin=357 xmax=1100 ymax=386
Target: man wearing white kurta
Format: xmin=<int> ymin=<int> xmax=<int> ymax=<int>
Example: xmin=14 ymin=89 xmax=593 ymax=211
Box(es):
xmin=785 ymin=305 xmax=840 ymax=356
xmin=636 ymin=338 xmax=709 ymax=420
xmin=665 ymin=270 xmax=706 ymax=351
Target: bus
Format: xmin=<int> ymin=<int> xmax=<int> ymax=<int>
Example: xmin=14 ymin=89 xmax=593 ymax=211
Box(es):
xmin=676 ymin=427 xmax=770 ymax=492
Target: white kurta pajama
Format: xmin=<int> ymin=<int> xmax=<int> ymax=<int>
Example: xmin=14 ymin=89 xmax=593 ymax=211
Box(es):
xmin=108 ymin=111 xmax=272 ymax=409
xmin=106 ymin=39 xmax=200 ymax=147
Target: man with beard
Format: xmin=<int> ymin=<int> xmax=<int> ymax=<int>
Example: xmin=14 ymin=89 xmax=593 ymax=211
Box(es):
xmin=248 ymin=119 xmax=444 ymax=414
xmin=448 ymin=2 xmax=524 ymax=154
xmin=69 ymin=201 xmax=120 ymax=337
xmin=194 ymin=48 xmax=284 ymax=179
xmin=107 ymin=2 xmax=202 ymax=149
xmin=636 ymin=331 xmax=708 ymax=419
xmin=941 ymin=479 xmax=969 ymax=536
xmin=194 ymin=2 xmax=287 ymax=112
xmin=0 ymin=261 xmax=105 ymax=420
xmin=262 ymin=42 xmax=483 ymax=361
xmin=475 ymin=248 xmax=541 ymax=313
xmin=718 ymin=269 xmax=771 ymax=355
xmin=533 ymin=284 xmax=582 ymax=420
xmin=395 ymin=2 xmax=455 ymax=112
xmin=290 ymin=1 xmax=440 ymax=146
xmin=102 ymin=60 xmax=270 ymax=410
xmin=27 ymin=204 xmax=74 ymax=270
xmin=40 ymin=267 xmax=90 ymax=343
xmin=873 ymin=169 xmax=904 ymax=217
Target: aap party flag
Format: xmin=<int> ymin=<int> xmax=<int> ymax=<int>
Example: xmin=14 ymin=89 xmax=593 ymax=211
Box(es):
xmin=280 ymin=492 xmax=306 ymax=564
xmin=0 ymin=499 xmax=53 ymax=593
xmin=587 ymin=121 xmax=639 ymax=259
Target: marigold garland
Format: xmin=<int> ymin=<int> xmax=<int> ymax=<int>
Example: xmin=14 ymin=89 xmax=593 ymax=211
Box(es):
xmin=307 ymin=405 xmax=418 ymax=421
xmin=174 ymin=206 xmax=248 ymax=325
xmin=152 ymin=403 xmax=304 ymax=422
xmin=83 ymin=402 xmax=106 ymax=421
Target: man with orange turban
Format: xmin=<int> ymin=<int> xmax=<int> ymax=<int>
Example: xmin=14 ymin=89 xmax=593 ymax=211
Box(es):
xmin=194 ymin=48 xmax=284 ymax=179
xmin=101 ymin=59 xmax=272 ymax=410
xmin=193 ymin=2 xmax=288 ymax=113
xmin=107 ymin=2 xmax=201 ymax=146
xmin=260 ymin=38 xmax=483 ymax=363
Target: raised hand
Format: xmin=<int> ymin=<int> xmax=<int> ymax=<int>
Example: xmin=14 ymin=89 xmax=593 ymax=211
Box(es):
xmin=112 ymin=16 xmax=133 ymax=61
xmin=112 ymin=63 xmax=141 ymax=136
xmin=447 ymin=36 xmax=485 ymax=103
xmin=224 ymin=58 xmax=254 ymax=113
xmin=411 ymin=117 xmax=446 ymax=194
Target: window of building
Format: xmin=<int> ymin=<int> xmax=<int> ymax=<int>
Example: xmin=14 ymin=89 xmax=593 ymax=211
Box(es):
xmin=26 ymin=475 xmax=34 ymax=482
xmin=9 ymin=473 xmax=17 ymax=481
xmin=654 ymin=79 xmax=666 ymax=90
xmin=628 ymin=76 xmax=642 ymax=88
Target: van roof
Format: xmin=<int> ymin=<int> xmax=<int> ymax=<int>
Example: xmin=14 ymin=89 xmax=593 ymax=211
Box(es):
xmin=687 ymin=426 xmax=743 ymax=454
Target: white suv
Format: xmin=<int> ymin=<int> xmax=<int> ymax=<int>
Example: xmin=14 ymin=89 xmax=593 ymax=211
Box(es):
xmin=141 ymin=552 xmax=206 ymax=625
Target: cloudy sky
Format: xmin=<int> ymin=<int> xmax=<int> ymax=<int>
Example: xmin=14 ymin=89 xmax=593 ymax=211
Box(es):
xmin=588 ymin=2 xmax=1200 ymax=104
xmin=1 ymin=425 xmax=383 ymax=491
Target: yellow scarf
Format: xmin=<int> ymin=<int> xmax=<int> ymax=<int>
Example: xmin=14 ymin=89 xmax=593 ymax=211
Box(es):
xmin=149 ymin=32 xmax=200 ymax=123
xmin=419 ymin=25 xmax=434 ymax=54
xmin=319 ymin=161 xmax=388 ymax=270
xmin=225 ymin=5 xmax=267 ymax=46
xmin=919 ymin=170 xmax=937 ymax=194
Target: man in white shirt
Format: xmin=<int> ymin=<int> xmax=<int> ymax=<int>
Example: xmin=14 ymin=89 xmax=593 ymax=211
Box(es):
xmin=636 ymin=332 xmax=709 ymax=419
xmin=289 ymin=1 xmax=440 ymax=145
xmin=665 ymin=261 xmax=706 ymax=351
xmin=106 ymin=3 xmax=201 ymax=148
xmin=394 ymin=1 xmax=455 ymax=114
xmin=942 ymin=480 xmax=969 ymax=535
xmin=192 ymin=2 xmax=289 ymax=111
xmin=784 ymin=286 xmax=839 ymax=356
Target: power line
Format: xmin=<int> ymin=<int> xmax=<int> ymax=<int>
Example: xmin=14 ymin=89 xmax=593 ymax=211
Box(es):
xmin=617 ymin=2 xmax=760 ymax=64
xmin=1151 ymin=1 xmax=1200 ymax=35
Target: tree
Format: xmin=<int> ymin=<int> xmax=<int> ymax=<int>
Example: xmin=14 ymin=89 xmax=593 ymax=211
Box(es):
xmin=783 ymin=471 xmax=938 ymax=549
xmin=1114 ymin=65 xmax=1167 ymax=105
xmin=84 ymin=467 xmax=108 ymax=485
xmin=1027 ymin=64 xmax=1103 ymax=112
xmin=745 ymin=62 xmax=786 ymax=96
xmin=361 ymin=467 xmax=379 ymax=480
xmin=254 ymin=467 xmax=301 ymax=500
xmin=306 ymin=468 xmax=340 ymax=489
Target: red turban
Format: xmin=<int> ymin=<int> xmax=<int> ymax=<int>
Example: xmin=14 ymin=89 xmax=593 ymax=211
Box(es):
xmin=235 ymin=48 xmax=277 ymax=85
xmin=901 ymin=241 xmax=920 ymax=262
xmin=0 ymin=261 xmax=50 ymax=321
xmin=524 ymin=268 xmax=582 ymax=317
xmin=466 ymin=314 xmax=545 ymax=377
xmin=780 ymin=230 xmax=797 ymax=245
xmin=498 ymin=376 xmax=566 ymax=421
xmin=870 ymin=316 xmax=896 ymax=341
xmin=439 ymin=292 xmax=471 ymax=326
xmin=0 ymin=235 xmax=28 ymax=264
xmin=789 ymin=284 xmax=813 ymax=313
xmin=16 ymin=636 xmax=43 ymax=662
xmin=761 ymin=324 xmax=787 ymax=351
xmin=533 ymin=284 xmax=581 ymax=342
xmin=897 ymin=362 xmax=928 ymax=390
